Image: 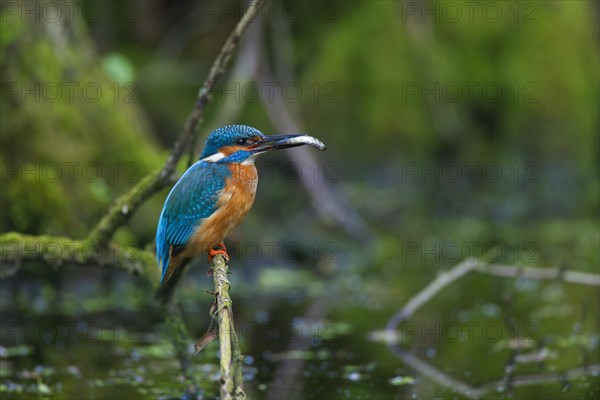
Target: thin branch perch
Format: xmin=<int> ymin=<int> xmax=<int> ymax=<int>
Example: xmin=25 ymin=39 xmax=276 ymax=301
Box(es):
xmin=256 ymin=25 xmax=372 ymax=242
xmin=210 ymin=254 xmax=245 ymax=400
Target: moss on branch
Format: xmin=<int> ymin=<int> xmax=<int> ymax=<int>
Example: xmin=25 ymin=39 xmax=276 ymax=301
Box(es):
xmin=0 ymin=232 xmax=160 ymax=286
xmin=211 ymin=254 xmax=245 ymax=399
xmin=86 ymin=168 xmax=162 ymax=247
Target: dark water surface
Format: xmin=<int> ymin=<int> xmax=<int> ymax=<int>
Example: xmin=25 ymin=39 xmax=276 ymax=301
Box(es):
xmin=1 ymin=220 xmax=599 ymax=399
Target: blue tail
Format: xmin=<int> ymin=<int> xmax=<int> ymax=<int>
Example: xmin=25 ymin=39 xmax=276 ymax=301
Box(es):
xmin=155 ymin=209 xmax=171 ymax=283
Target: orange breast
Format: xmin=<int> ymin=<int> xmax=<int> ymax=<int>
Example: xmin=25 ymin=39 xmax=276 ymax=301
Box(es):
xmin=185 ymin=163 xmax=258 ymax=257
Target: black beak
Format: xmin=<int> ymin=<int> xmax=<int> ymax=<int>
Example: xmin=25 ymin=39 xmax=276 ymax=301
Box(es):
xmin=249 ymin=134 xmax=326 ymax=153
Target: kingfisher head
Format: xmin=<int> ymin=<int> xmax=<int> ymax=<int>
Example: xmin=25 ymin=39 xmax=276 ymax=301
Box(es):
xmin=200 ymin=125 xmax=325 ymax=164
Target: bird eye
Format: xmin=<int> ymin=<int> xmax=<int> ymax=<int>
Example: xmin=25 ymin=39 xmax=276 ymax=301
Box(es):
xmin=236 ymin=138 xmax=247 ymax=145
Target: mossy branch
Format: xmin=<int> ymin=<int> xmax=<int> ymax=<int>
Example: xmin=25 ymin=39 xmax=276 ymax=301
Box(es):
xmin=87 ymin=0 xmax=266 ymax=249
xmin=87 ymin=168 xmax=163 ymax=250
xmin=210 ymin=254 xmax=245 ymax=400
xmin=0 ymin=232 xmax=159 ymax=285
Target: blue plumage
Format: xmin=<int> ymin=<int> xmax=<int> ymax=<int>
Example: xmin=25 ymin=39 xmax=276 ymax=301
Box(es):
xmin=155 ymin=124 xmax=326 ymax=289
xmin=200 ymin=125 xmax=264 ymax=159
xmin=156 ymin=125 xmax=269 ymax=283
xmin=156 ymin=161 xmax=231 ymax=282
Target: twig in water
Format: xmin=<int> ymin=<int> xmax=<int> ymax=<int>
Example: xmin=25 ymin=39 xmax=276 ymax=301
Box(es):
xmin=386 ymin=260 xmax=600 ymax=332
xmin=386 ymin=259 xmax=481 ymax=331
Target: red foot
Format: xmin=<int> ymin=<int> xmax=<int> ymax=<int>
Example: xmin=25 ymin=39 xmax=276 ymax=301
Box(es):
xmin=207 ymin=242 xmax=229 ymax=263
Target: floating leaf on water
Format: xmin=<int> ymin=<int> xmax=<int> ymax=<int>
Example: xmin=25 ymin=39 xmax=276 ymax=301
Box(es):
xmin=92 ymin=379 xmax=104 ymax=387
xmin=514 ymin=348 xmax=557 ymax=364
xmin=365 ymin=362 xmax=378 ymax=372
xmin=532 ymin=304 xmax=573 ymax=319
xmin=367 ymin=329 xmax=400 ymax=344
xmin=0 ymin=361 xmax=13 ymax=378
xmin=316 ymin=349 xmax=331 ymax=360
xmin=481 ymin=303 xmax=501 ymax=317
xmin=0 ymin=345 xmax=34 ymax=358
xmin=266 ymin=350 xmax=314 ymax=362
xmin=132 ymin=343 xmax=174 ymax=359
xmin=36 ymin=377 xmax=51 ymax=395
xmin=345 ymin=371 xmax=362 ymax=381
xmin=492 ymin=338 xmax=536 ymax=352
xmin=343 ymin=365 xmax=360 ymax=373
xmin=389 ymin=375 xmax=415 ymax=386
xmin=556 ymin=333 xmax=599 ymax=350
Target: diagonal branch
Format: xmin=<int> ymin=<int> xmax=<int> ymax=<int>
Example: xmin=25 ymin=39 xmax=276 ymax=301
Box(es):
xmin=386 ymin=260 xmax=600 ymax=332
xmin=389 ymin=344 xmax=600 ymax=399
xmin=390 ymin=345 xmax=478 ymax=399
xmin=255 ymin=20 xmax=373 ymax=241
xmin=384 ymin=258 xmax=600 ymax=398
xmin=386 ymin=259 xmax=481 ymax=331
xmin=87 ymin=0 xmax=266 ymax=249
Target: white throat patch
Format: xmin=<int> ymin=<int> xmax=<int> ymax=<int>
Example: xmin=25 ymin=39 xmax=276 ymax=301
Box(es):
xmin=200 ymin=151 xmax=257 ymax=165
xmin=201 ymin=152 xmax=225 ymax=162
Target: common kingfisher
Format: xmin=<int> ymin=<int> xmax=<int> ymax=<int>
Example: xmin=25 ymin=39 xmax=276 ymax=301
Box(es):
xmin=155 ymin=125 xmax=326 ymax=289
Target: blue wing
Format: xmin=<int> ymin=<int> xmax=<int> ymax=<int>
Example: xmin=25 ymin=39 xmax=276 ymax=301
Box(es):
xmin=156 ymin=161 xmax=230 ymax=282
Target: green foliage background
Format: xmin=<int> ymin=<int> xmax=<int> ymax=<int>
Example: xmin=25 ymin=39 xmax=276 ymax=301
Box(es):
xmin=1 ymin=1 xmax=598 ymax=399
xmin=1 ymin=1 xmax=597 ymax=240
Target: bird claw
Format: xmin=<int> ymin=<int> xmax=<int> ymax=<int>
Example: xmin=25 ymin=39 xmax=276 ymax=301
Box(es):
xmin=207 ymin=242 xmax=230 ymax=263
